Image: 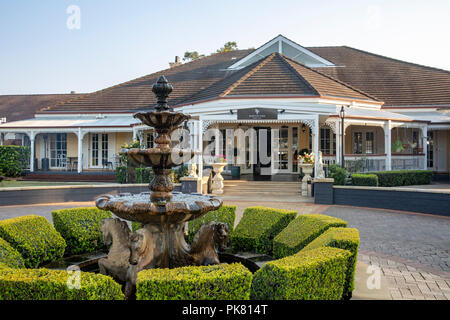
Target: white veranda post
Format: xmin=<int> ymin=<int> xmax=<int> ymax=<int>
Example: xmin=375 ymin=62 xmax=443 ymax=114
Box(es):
xmin=421 ymin=126 xmax=428 ymax=170
xmin=77 ymin=128 xmax=84 ymax=173
xmin=385 ymin=120 xmax=392 ymax=171
xmin=29 ymin=131 xmax=36 ymax=172
xmin=313 ymin=116 xmax=319 ymax=175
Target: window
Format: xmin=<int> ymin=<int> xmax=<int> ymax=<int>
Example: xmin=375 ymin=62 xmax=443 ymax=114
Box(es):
xmin=92 ymin=134 xmax=99 ymax=166
xmin=427 ymin=131 xmax=434 ymax=168
xmin=365 ymin=132 xmax=374 ymax=154
xmin=50 ymin=133 xmax=67 ymax=168
xmin=320 ymin=128 xmax=336 ymax=155
xmin=353 ymin=132 xmax=363 ymax=154
xmin=146 ymin=133 xmax=154 ymax=149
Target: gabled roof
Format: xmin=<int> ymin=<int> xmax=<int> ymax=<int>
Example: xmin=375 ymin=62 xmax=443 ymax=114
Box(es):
xmin=182 ymin=53 xmax=377 ymax=104
xmin=307 ymin=46 xmax=450 ymax=107
xmin=0 ymin=94 xmax=84 ymax=122
xmin=228 ymin=35 xmax=334 ymax=69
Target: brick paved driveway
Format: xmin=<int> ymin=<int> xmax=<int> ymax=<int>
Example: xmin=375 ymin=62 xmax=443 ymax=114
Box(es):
xmin=323 ymin=206 xmax=450 ymax=273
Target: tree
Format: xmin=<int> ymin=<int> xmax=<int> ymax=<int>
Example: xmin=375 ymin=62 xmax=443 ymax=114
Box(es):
xmin=183 ymin=51 xmax=204 ymax=61
xmin=216 ymin=41 xmax=238 ymax=53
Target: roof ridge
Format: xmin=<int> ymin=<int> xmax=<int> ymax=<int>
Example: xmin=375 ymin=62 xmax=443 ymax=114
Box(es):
xmin=275 ymin=53 xmax=320 ymax=96
xmin=220 ymin=53 xmax=277 ymax=97
xmin=342 ymin=46 xmax=450 ymax=75
xmin=281 ymin=53 xmax=380 ymax=101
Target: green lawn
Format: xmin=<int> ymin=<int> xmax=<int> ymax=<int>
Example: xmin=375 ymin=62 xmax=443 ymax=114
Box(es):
xmin=0 ymin=180 xmax=108 ymax=188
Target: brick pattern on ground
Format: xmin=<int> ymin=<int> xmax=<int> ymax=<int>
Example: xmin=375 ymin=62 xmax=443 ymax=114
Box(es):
xmin=359 ymin=252 xmax=450 ymax=300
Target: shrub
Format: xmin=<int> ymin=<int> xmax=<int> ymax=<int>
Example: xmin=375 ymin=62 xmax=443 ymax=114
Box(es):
xmin=0 ymin=237 xmax=25 ymax=268
xmin=303 ymin=227 xmax=360 ymax=299
xmin=52 ymin=207 xmax=112 ymax=255
xmin=351 ymin=173 xmax=378 ymax=186
xmin=0 ymin=215 xmax=66 ymax=268
xmin=136 ymin=263 xmax=252 ymax=300
xmin=273 ymin=214 xmax=347 ymax=259
xmin=231 ymin=207 xmax=296 ymax=254
xmin=187 ymin=205 xmax=236 ymax=243
xmin=251 ymin=247 xmax=350 ymax=300
xmin=115 ymin=166 xmax=127 ymax=184
xmin=368 ymin=170 xmax=433 ymax=187
xmin=328 ymin=164 xmax=348 ymax=185
xmin=0 ymin=145 xmax=30 ymax=177
xmin=135 ymin=167 xmax=154 ymax=183
xmin=0 ymin=267 xmax=124 ymax=300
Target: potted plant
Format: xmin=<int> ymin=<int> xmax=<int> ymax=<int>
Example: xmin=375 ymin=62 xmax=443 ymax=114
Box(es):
xmin=392 ymin=139 xmax=405 ymax=153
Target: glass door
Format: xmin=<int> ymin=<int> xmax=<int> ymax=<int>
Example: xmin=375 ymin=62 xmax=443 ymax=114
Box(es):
xmin=91 ymin=133 xmax=109 ymax=168
xmin=49 ymin=133 xmax=67 ymax=169
xmin=273 ymin=126 xmax=291 ymax=173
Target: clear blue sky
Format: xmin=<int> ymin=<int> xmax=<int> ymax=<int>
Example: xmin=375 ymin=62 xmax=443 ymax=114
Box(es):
xmin=1 ymin=0 xmax=449 ymax=95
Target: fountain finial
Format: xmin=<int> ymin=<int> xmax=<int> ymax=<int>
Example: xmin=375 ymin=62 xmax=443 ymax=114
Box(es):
xmin=152 ymin=75 xmax=173 ymax=111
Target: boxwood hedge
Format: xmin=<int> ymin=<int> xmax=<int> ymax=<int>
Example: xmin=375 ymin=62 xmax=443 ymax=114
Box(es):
xmin=187 ymin=205 xmax=236 ymax=243
xmin=0 ymin=215 xmax=66 ymax=268
xmin=52 ymin=207 xmax=112 ymax=255
xmin=0 ymin=145 xmax=30 ymax=177
xmin=251 ymin=247 xmax=350 ymax=300
xmin=367 ymin=170 xmax=433 ymax=187
xmin=0 ymin=237 xmax=25 ymax=268
xmin=303 ymin=227 xmax=360 ymax=299
xmin=231 ymin=207 xmax=296 ymax=254
xmin=351 ymin=173 xmax=379 ymax=186
xmin=0 ymin=267 xmax=124 ymax=300
xmin=272 ymin=214 xmax=347 ymax=259
xmin=136 ymin=263 xmax=252 ymax=300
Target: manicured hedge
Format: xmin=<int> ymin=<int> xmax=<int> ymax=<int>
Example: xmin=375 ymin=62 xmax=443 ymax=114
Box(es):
xmin=187 ymin=205 xmax=236 ymax=243
xmin=0 ymin=145 xmax=30 ymax=177
xmin=0 ymin=267 xmax=124 ymax=300
xmin=115 ymin=166 xmax=127 ymax=184
xmin=303 ymin=227 xmax=360 ymax=299
xmin=251 ymin=247 xmax=350 ymax=300
xmin=351 ymin=173 xmax=379 ymax=187
xmin=136 ymin=167 xmax=154 ymax=183
xmin=0 ymin=237 xmax=25 ymax=268
xmin=0 ymin=215 xmax=66 ymax=268
xmin=273 ymin=214 xmax=347 ymax=259
xmin=52 ymin=207 xmax=112 ymax=255
xmin=231 ymin=207 xmax=296 ymax=254
xmin=367 ymin=170 xmax=433 ymax=187
xmin=136 ymin=263 xmax=252 ymax=300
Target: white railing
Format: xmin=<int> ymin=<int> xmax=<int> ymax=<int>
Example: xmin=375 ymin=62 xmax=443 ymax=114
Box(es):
xmin=391 ymin=154 xmax=425 ymax=170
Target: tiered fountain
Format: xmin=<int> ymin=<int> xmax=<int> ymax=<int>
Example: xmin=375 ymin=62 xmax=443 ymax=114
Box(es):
xmin=95 ymin=76 xmax=225 ymax=298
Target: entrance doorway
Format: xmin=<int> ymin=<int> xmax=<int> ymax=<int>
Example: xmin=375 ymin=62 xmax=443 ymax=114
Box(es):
xmin=253 ymin=127 xmax=271 ymax=176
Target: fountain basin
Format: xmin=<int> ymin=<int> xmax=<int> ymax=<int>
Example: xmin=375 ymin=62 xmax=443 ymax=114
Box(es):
xmin=96 ymin=192 xmax=222 ymax=224
xmin=123 ymin=148 xmax=195 ymax=168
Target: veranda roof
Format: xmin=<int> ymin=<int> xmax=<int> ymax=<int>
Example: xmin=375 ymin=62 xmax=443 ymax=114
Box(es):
xmin=0 ymin=116 xmax=139 ymax=129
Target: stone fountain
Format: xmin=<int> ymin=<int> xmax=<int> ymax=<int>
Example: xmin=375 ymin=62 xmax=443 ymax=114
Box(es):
xmin=95 ymin=76 xmax=225 ymax=298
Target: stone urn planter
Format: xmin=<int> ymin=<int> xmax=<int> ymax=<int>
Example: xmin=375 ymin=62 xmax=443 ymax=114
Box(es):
xmin=211 ymin=163 xmax=227 ymax=194
xmin=300 ymin=163 xmax=314 ymax=197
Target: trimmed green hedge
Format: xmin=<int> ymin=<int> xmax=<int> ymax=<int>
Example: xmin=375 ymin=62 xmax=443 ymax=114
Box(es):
xmin=251 ymin=247 xmax=350 ymax=300
xmin=231 ymin=207 xmax=296 ymax=254
xmin=187 ymin=205 xmax=236 ymax=243
xmin=0 ymin=267 xmax=124 ymax=300
xmin=136 ymin=167 xmax=154 ymax=183
xmin=136 ymin=263 xmax=252 ymax=300
xmin=0 ymin=237 xmax=25 ymax=268
xmin=0 ymin=145 xmax=30 ymax=177
xmin=273 ymin=214 xmax=347 ymax=259
xmin=52 ymin=207 xmax=112 ymax=255
xmin=0 ymin=215 xmax=66 ymax=268
xmin=351 ymin=173 xmax=379 ymax=186
xmin=304 ymin=227 xmax=360 ymax=298
xmin=115 ymin=166 xmax=127 ymax=184
xmin=367 ymin=170 xmax=433 ymax=187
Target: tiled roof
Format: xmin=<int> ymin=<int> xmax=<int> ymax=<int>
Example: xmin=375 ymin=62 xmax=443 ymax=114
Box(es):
xmin=43 ymin=50 xmax=254 ymax=113
xmin=41 ymin=45 xmax=450 ymax=113
xmin=183 ymin=53 xmax=375 ymax=103
xmin=0 ymin=94 xmax=84 ymax=122
xmin=307 ymin=46 xmax=450 ymax=107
